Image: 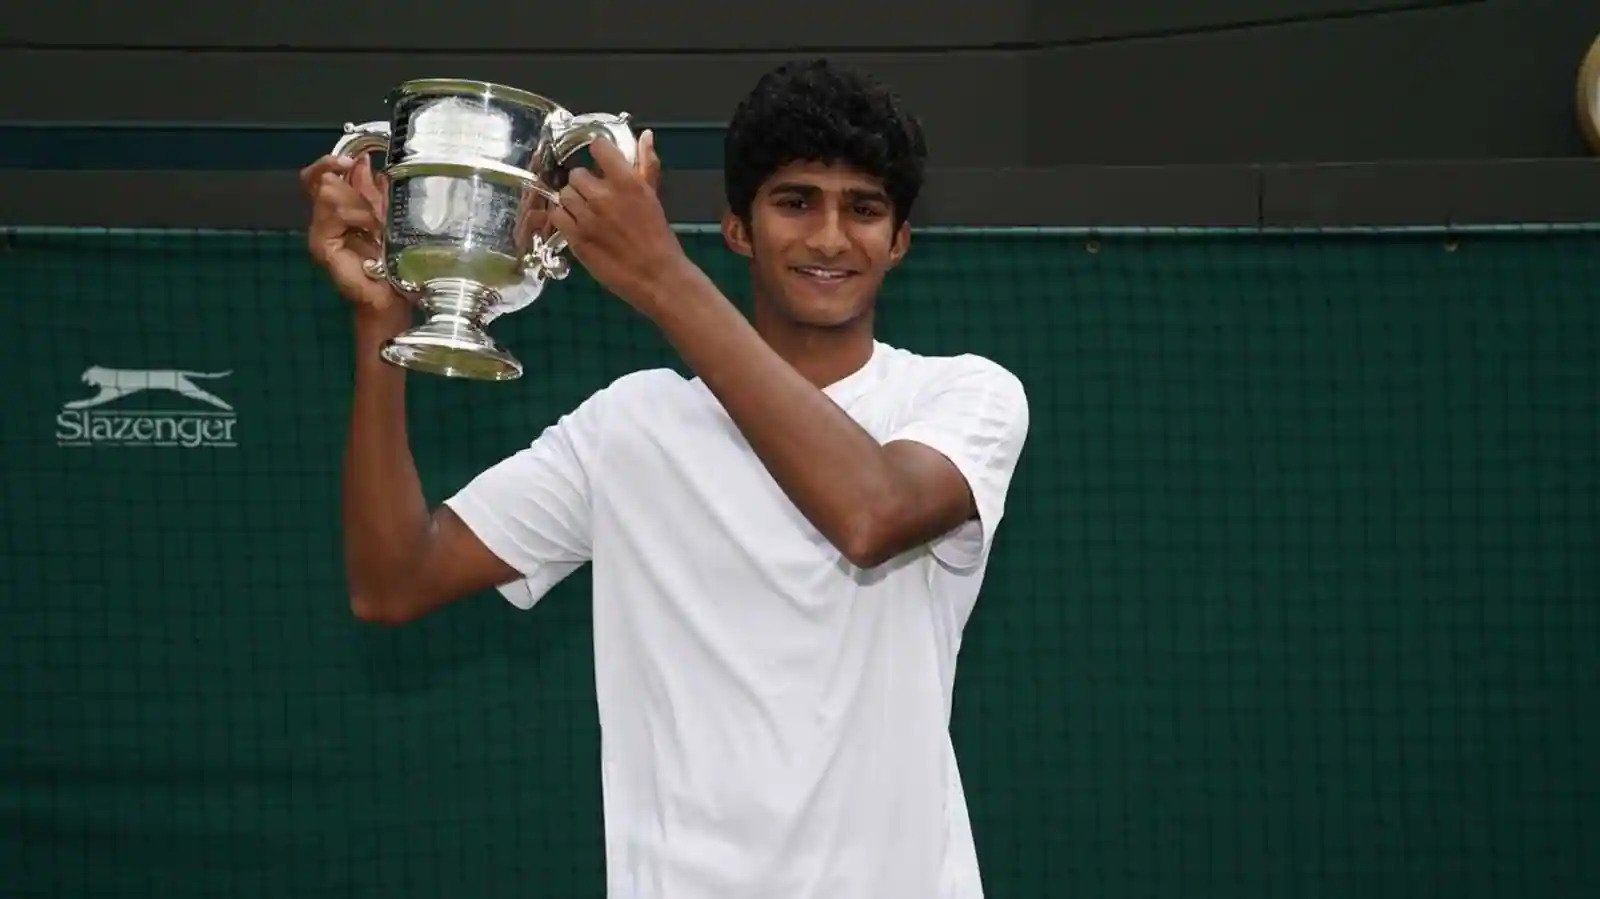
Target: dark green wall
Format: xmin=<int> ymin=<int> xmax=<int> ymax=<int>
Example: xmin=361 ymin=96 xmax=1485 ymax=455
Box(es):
xmin=4 ymin=226 xmax=1595 ymax=896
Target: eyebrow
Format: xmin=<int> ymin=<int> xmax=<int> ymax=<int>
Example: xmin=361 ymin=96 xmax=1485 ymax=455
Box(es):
xmin=768 ymin=182 xmax=891 ymax=205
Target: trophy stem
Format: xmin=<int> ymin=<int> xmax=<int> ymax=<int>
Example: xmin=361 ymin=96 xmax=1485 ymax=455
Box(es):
xmin=380 ymin=278 xmax=523 ymax=381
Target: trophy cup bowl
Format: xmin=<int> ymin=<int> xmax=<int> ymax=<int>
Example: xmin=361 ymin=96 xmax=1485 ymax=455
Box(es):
xmin=333 ymin=79 xmax=637 ymax=380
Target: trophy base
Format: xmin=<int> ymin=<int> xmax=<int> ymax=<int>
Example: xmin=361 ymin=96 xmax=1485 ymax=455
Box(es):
xmin=380 ymin=316 xmax=523 ymax=381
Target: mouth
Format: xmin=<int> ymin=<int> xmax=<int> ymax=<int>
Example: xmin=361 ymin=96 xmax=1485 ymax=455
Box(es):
xmin=789 ymin=264 xmax=860 ymax=285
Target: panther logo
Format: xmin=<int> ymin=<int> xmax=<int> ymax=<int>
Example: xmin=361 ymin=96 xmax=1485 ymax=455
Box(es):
xmin=64 ymin=366 xmax=234 ymax=411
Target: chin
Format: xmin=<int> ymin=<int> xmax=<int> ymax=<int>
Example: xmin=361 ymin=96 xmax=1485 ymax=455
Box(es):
xmin=782 ymin=296 xmax=871 ymax=329
xmin=784 ymin=281 xmax=878 ymax=326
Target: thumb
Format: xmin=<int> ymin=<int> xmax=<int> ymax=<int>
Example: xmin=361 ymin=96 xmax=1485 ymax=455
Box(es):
xmin=352 ymin=153 xmax=384 ymax=209
xmin=638 ymin=129 xmax=662 ymax=192
xmin=372 ymin=169 xmax=391 ymax=220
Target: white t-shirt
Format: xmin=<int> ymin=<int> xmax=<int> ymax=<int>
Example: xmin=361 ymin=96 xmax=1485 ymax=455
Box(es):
xmin=445 ymin=341 xmax=1029 ymax=898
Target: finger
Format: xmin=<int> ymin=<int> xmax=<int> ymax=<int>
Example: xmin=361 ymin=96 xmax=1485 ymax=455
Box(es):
xmin=515 ymin=199 xmax=552 ymax=247
xmin=298 ymin=155 xmax=333 ymax=192
xmin=313 ymin=172 xmax=366 ymax=217
xmin=638 ymin=130 xmax=661 ymax=192
xmin=556 ymin=185 xmax=591 ymax=226
xmin=310 ymin=177 xmax=357 ymax=235
xmin=589 ymin=137 xmax=630 ymax=180
xmin=311 ymin=176 xmax=376 ymax=238
xmin=340 ymin=228 xmax=382 ymax=260
xmin=351 ymin=154 xmax=387 ymax=212
xmin=299 ymin=154 xmax=354 ymax=196
xmin=310 ymin=225 xmax=374 ymax=268
xmin=308 ymin=173 xmax=362 ymax=227
xmin=567 ymin=166 xmax=602 ymax=202
xmin=350 ymin=152 xmax=374 ymax=195
xmin=334 ymin=202 xmax=382 ymax=236
xmin=550 ymin=204 xmax=581 ymax=246
xmin=371 ymin=170 xmax=391 ymax=220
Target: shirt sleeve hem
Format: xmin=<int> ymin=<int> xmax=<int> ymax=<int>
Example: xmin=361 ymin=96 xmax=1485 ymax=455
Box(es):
xmin=441 ymin=493 xmax=544 ymax=610
xmin=884 ymin=425 xmax=997 ymax=572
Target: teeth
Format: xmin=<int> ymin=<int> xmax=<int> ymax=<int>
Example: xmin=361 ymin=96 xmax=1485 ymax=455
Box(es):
xmin=796 ymin=267 xmax=849 ymax=280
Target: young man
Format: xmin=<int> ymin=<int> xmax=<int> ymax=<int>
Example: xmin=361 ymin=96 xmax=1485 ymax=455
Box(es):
xmin=301 ymin=59 xmax=1028 ymax=898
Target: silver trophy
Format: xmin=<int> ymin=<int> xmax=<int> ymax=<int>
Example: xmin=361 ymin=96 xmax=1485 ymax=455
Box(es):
xmin=333 ymin=78 xmax=637 ymax=380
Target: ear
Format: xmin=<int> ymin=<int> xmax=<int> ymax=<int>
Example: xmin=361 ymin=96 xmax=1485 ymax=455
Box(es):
xmin=888 ymin=219 xmax=912 ymax=268
xmin=721 ymin=207 xmax=753 ymax=259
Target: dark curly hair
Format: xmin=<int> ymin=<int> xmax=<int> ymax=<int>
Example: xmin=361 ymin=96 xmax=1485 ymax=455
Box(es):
xmin=724 ymin=59 xmax=927 ymax=228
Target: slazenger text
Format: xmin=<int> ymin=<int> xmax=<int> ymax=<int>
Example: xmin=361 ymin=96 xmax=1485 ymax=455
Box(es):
xmin=57 ymin=410 xmax=238 ymax=448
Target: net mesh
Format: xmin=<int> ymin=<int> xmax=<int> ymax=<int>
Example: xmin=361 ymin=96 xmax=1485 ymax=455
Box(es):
xmin=2 ymin=225 xmax=1596 ymax=897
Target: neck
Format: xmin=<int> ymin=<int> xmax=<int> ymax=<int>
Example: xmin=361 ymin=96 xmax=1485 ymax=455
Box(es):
xmin=750 ymin=295 xmax=877 ymax=390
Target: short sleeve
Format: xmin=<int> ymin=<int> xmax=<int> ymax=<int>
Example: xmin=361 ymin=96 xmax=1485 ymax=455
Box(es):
xmin=884 ymin=356 xmax=1029 ymax=571
xmin=443 ymin=389 xmax=606 ymax=610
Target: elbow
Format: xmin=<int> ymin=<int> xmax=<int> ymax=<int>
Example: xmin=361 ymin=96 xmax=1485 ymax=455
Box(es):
xmin=842 ymin=545 xmax=893 ymax=570
xmin=349 ymin=591 xmax=416 ymax=627
xmin=346 ymin=560 xmax=426 ymax=626
xmin=838 ymin=511 xmax=898 ymax=570
xmin=841 ymin=535 xmax=892 ymax=569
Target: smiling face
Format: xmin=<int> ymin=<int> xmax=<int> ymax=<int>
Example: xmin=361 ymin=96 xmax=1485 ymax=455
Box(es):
xmin=722 ymin=160 xmax=911 ymax=331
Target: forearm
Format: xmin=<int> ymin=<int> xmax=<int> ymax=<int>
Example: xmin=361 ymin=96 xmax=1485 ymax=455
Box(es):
xmin=341 ymin=317 xmax=432 ymax=613
xmin=644 ymin=265 xmax=903 ymax=559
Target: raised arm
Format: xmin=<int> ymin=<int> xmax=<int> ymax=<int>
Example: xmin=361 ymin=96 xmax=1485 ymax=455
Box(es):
xmin=300 ymin=152 xmax=518 ymax=624
xmin=642 ymin=269 xmax=977 ymax=567
xmin=548 ymin=139 xmax=981 ymax=568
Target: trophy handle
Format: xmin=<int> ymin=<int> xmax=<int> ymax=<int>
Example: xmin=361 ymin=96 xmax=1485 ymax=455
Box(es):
xmin=332 ymin=121 xmax=394 ymax=281
xmin=527 ymin=112 xmax=638 ymax=281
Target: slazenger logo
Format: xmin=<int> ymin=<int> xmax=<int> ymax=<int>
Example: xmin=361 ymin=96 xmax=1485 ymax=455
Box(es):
xmin=56 ymin=366 xmax=238 ymax=448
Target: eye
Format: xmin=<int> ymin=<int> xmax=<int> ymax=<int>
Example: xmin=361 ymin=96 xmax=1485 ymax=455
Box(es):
xmin=853 ymin=204 xmax=885 ymax=218
xmin=776 ymin=196 xmax=806 ymax=210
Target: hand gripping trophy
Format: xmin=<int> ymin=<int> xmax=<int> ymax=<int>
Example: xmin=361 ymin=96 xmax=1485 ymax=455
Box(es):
xmin=333 ymin=79 xmax=637 ymax=380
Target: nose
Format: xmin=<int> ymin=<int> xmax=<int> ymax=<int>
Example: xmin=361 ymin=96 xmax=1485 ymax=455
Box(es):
xmin=804 ymin=207 xmax=850 ymax=257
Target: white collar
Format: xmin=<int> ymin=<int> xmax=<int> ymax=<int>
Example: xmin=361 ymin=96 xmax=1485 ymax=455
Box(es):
xmin=821 ymin=341 xmax=886 ymax=405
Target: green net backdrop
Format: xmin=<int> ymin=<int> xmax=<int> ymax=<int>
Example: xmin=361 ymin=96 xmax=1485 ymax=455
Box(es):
xmin=2 ymin=226 xmax=1596 ymax=897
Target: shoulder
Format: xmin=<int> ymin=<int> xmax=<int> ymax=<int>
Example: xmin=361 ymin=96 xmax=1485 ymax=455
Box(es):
xmin=602 ymin=366 xmax=688 ymax=397
xmin=540 ymin=368 xmax=690 ymax=439
xmin=582 ymin=367 xmax=695 ymax=410
xmin=573 ymin=366 xmax=712 ymax=428
xmin=880 ymin=345 xmax=1028 ymax=410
